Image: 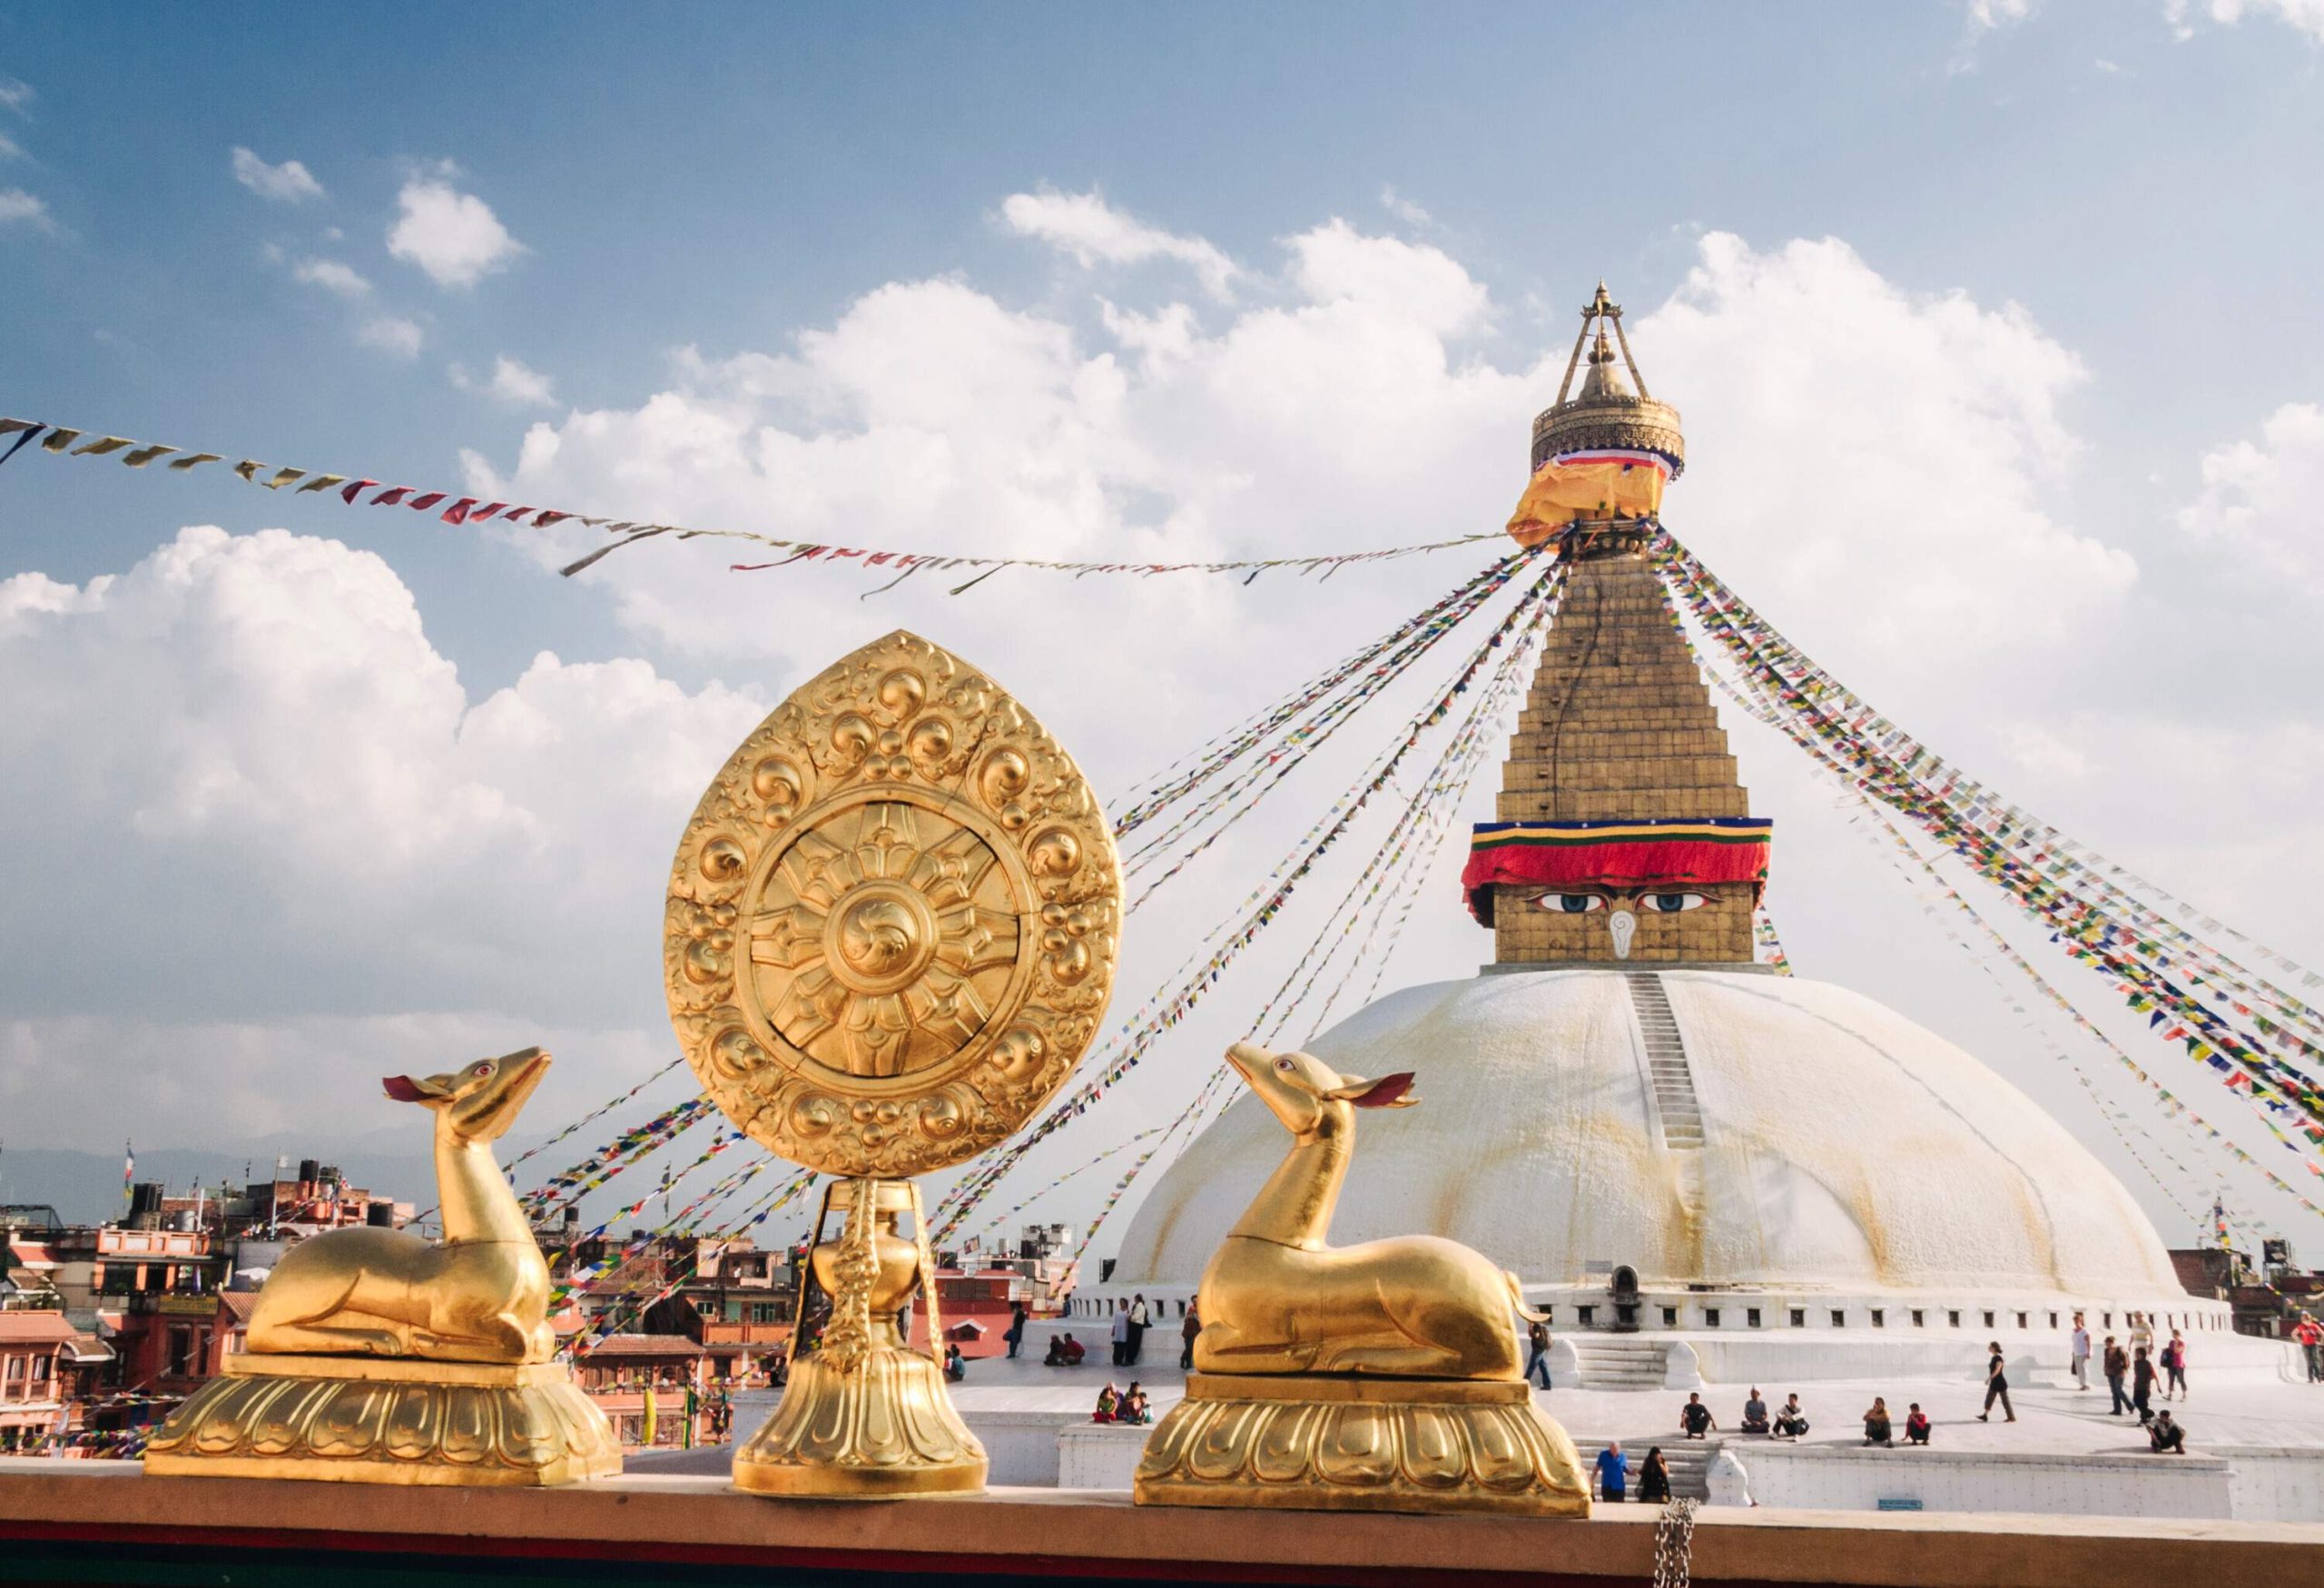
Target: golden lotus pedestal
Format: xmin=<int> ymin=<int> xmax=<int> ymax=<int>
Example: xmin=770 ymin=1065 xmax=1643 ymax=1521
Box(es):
xmin=732 ymin=1346 xmax=986 ymax=1498
xmin=143 ymin=1352 xmax=621 ymax=1487
xmin=1134 ymin=1373 xmax=1590 ymax=1517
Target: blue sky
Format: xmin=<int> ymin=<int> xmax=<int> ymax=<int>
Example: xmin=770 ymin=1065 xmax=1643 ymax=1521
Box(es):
xmin=4 ymin=3 xmax=2323 ymax=1249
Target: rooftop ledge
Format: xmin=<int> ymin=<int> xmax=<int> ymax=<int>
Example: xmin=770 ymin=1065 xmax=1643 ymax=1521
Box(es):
xmin=4 ymin=1460 xmax=2321 ymax=1587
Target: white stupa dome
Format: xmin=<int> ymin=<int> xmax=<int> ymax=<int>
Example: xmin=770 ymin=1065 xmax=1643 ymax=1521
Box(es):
xmin=1111 ymin=967 xmax=2196 ymax=1317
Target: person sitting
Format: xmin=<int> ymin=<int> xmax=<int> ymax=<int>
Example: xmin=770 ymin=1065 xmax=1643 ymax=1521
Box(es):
xmin=1638 ymin=1446 xmax=1672 ymax=1504
xmin=1740 ymin=1387 xmax=1770 ymax=1434
xmin=1679 ymin=1391 xmax=1716 ymax=1439
xmin=1060 ymin=1332 xmax=1085 ymax=1366
xmin=2148 ymin=1410 xmax=2186 ymax=1455
xmin=1904 ymin=1403 xmax=1932 ymax=1445
xmin=1774 ymin=1393 xmax=1809 ymax=1439
xmin=1862 ymin=1396 xmax=1894 ymax=1446
xmin=1044 ymin=1336 xmax=1068 ymax=1366
xmin=1092 ymin=1383 xmax=1119 ymax=1423
xmin=944 ymin=1342 xmax=966 ymax=1383
xmin=1119 ymin=1382 xmax=1151 ymax=1425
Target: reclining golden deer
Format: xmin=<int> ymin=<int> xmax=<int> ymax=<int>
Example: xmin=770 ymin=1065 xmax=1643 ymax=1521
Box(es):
xmin=1193 ymin=1040 xmax=1544 ymax=1380
xmin=246 ymin=1046 xmax=556 ymax=1363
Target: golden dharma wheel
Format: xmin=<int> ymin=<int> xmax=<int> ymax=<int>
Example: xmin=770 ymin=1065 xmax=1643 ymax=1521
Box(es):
xmin=664 ymin=629 xmax=1121 ymax=1178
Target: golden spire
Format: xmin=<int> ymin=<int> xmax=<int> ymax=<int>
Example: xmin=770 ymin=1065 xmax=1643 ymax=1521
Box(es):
xmin=1531 ymin=281 xmax=1685 ymax=475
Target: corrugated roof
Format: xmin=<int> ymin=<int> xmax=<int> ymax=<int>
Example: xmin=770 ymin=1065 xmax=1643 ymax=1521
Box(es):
xmin=0 ymin=1310 xmax=79 ymax=1344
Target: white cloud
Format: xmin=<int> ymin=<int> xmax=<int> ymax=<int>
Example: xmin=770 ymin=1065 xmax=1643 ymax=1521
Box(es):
xmin=1000 ymin=187 xmax=1238 ymax=301
xmin=0 ymin=187 xmax=48 ymax=229
xmin=388 ymin=175 xmax=524 ymax=287
xmin=1377 ymin=185 xmax=1434 ymax=228
xmin=0 ymin=527 xmax=766 ymax=1145
xmin=358 ymin=314 xmax=424 ymax=359
xmin=0 ymin=133 xmax=23 ymax=161
xmin=0 ymin=76 xmax=31 ymax=118
xmin=1638 ymin=232 xmax=2132 ymax=665
xmin=2177 ymin=401 xmax=2324 ymax=595
xmin=2168 ymin=0 xmax=2324 ymax=41
xmin=290 ymin=256 xmax=371 ymax=298
xmin=1285 ymin=219 xmax=1490 ymax=339
xmin=453 ymin=354 xmax=556 ymax=408
xmin=231 ymin=145 xmax=325 ymax=203
xmin=1966 ymin=0 xmax=2034 ymax=29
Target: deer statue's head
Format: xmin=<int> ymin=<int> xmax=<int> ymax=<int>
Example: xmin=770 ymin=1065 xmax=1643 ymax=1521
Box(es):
xmin=382 ymin=1046 xmax=551 ymax=1142
xmin=1225 ymin=1040 xmax=1417 ymax=1140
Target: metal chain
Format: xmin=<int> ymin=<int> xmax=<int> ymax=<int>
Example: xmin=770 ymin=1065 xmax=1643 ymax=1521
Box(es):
xmin=1651 ymin=1497 xmax=1699 ymax=1588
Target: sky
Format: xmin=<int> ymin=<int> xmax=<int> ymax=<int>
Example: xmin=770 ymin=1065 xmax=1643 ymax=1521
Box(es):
xmin=4 ymin=2 xmax=2324 ymax=1257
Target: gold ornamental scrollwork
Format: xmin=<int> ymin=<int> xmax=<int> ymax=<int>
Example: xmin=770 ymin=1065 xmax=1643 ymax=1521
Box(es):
xmin=664 ymin=628 xmax=1121 ymax=1179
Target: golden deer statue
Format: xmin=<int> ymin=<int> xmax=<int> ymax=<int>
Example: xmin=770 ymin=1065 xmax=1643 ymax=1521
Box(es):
xmin=247 ymin=1047 xmax=556 ymax=1361
xmin=146 ymin=1045 xmax=621 ymax=1485
xmin=1135 ymin=1040 xmax=1590 ymax=1516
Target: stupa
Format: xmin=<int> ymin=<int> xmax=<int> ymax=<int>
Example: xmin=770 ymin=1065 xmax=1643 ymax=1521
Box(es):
xmin=1101 ymin=286 xmax=2223 ymax=1377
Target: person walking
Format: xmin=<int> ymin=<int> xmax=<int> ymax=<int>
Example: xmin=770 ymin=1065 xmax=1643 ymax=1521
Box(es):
xmin=1638 ymin=1446 xmax=1672 ymax=1504
xmin=2132 ymin=1344 xmax=2156 ymax=1425
xmin=2103 ymin=1335 xmax=2131 ymax=1415
xmin=1524 ymin=1318 xmax=1553 ymax=1390
xmin=1109 ymin=1306 xmax=1131 ymax=1368
xmin=1004 ymin=1303 xmax=1027 ymax=1361
xmin=2162 ymin=1329 xmax=2188 ymax=1400
xmin=1593 ymin=1441 xmax=1630 ymax=1504
xmin=2069 ymin=1312 xmax=2091 ymax=1391
xmin=2295 ymin=1313 xmax=2323 ymax=1384
xmin=1976 ymin=1340 xmax=2016 ymax=1423
xmin=2130 ymin=1311 xmax=2155 ymax=1361
xmin=1180 ymin=1298 xmax=1201 ymax=1371
xmin=1127 ymin=1294 xmax=1149 ymax=1366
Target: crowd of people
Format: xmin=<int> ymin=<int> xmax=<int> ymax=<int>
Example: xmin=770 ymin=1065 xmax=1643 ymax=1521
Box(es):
xmin=1090 ymin=1381 xmax=1153 ymax=1425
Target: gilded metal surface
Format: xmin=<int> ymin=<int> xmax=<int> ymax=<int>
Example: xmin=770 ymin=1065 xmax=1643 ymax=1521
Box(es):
xmin=1193 ymin=1042 xmax=1535 ymax=1380
xmin=665 ymin=628 xmax=1121 ymax=1179
xmin=145 ymin=1046 xmax=620 ymax=1484
xmin=1133 ymin=1373 xmax=1589 ymax=1516
xmin=1138 ymin=1041 xmax=1590 ymax=1514
xmin=1532 ymin=282 xmax=1686 ymax=474
xmin=244 ymin=1048 xmax=556 ymax=1363
xmin=144 ymin=1354 xmax=620 ymax=1487
xmin=733 ymin=1177 xmax=986 ymax=1497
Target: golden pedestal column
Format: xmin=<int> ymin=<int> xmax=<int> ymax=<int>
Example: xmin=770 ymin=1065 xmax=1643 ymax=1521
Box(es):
xmin=733 ymin=1179 xmax=983 ymax=1496
xmin=663 ymin=630 xmax=1122 ymax=1501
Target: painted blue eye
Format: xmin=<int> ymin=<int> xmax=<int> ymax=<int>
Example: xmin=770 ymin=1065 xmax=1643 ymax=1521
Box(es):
xmin=1535 ymin=893 xmax=1605 ymax=914
xmin=1640 ymin=893 xmax=1707 ymax=913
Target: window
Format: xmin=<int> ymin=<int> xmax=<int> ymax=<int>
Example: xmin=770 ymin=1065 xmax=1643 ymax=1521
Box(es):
xmin=1829 ymin=1310 xmax=1846 ymax=1328
xmin=2049 ymin=1312 xmax=2059 ymax=1329
xmin=1983 ymin=1311 xmax=1995 ymax=1328
xmin=1661 ymin=1307 xmax=1678 ymax=1327
xmin=2016 ymin=1312 xmax=2028 ymax=1330
xmin=1704 ymin=1308 xmax=1720 ymax=1327
xmin=1577 ymin=1305 xmax=1595 ymax=1326
xmin=2 ymin=1356 xmax=24 ymax=1387
xmin=1911 ymin=1310 xmax=1925 ymax=1328
xmin=1788 ymin=1308 xmax=1805 ymax=1328
xmin=2103 ymin=1311 xmax=2113 ymax=1327
xmin=31 ymin=1355 xmax=53 ymax=1385
xmin=1747 ymin=1308 xmax=1761 ymax=1328
xmin=1870 ymin=1310 xmax=1885 ymax=1328
xmin=167 ymin=1327 xmax=193 ymax=1377
xmin=1948 ymin=1311 xmax=1961 ymax=1328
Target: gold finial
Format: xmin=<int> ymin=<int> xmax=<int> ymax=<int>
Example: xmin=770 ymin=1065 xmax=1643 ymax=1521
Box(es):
xmin=1533 ymin=279 xmax=1684 ymax=476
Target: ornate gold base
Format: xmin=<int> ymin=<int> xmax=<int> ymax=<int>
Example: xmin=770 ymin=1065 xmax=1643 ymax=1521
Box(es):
xmin=1134 ymin=1374 xmax=1590 ymax=1516
xmin=733 ymin=1346 xmax=986 ymax=1497
xmin=143 ymin=1353 xmax=622 ymax=1487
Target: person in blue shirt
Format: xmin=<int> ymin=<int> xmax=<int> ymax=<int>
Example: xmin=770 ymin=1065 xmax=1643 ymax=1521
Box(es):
xmin=1593 ymin=1440 xmax=1630 ymax=1503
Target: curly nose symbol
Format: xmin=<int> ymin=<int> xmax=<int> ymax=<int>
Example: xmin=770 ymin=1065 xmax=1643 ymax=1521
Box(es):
xmin=1608 ymin=909 xmax=1636 ymax=961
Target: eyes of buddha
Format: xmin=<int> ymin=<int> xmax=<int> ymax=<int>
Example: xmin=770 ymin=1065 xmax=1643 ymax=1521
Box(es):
xmin=1532 ymin=891 xmax=1709 ymax=914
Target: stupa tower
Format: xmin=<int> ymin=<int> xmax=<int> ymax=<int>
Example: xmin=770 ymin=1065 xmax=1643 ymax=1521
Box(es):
xmin=1466 ymin=284 xmax=1769 ymax=968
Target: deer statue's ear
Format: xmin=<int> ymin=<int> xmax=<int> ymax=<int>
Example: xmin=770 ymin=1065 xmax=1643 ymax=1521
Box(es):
xmin=382 ymin=1073 xmax=453 ymax=1103
xmin=1328 ymin=1071 xmax=1418 ymax=1109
